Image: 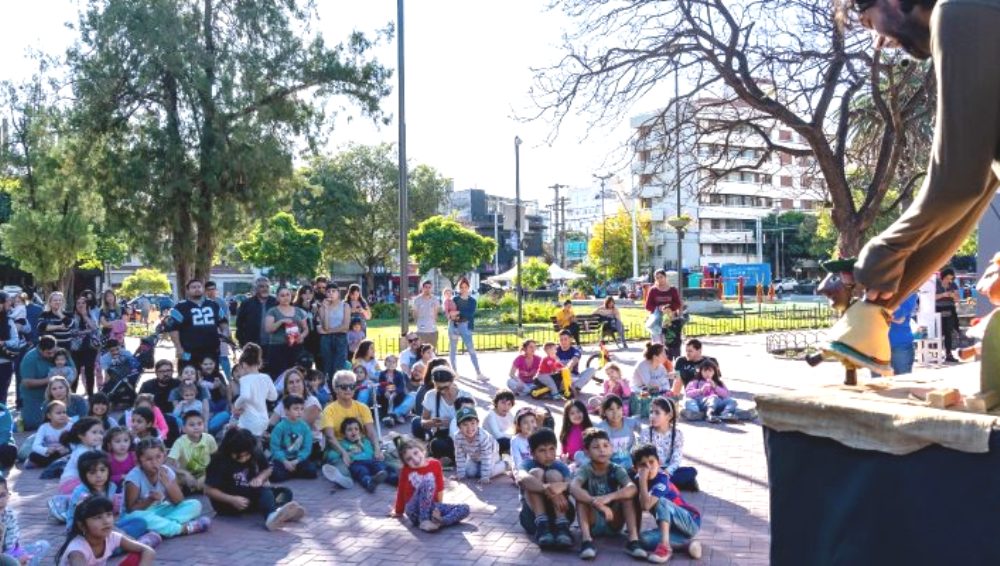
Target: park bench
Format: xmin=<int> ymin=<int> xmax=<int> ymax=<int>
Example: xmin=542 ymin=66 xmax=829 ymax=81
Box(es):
xmin=550 ymin=313 xmax=620 ymax=344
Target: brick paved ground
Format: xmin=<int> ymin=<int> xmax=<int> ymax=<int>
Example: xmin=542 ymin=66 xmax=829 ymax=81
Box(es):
xmin=8 ymin=332 xmax=889 ymax=565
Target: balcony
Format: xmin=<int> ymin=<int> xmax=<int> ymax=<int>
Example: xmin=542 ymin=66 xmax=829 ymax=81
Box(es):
xmin=640 ymin=185 xmax=664 ymax=199
xmin=632 ymin=161 xmax=661 ymax=175
xmin=647 ymin=208 xmax=666 ymax=222
xmin=699 ymin=230 xmax=755 ymax=244
xmin=700 ymin=254 xmax=758 ymax=265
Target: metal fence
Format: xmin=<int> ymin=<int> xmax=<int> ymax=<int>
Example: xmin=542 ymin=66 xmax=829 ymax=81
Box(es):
xmin=368 ymin=304 xmax=838 ymax=355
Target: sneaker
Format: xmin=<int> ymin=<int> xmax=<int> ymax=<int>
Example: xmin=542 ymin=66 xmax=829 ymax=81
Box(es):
xmin=626 ymin=539 xmax=648 ymax=559
xmin=372 ymin=469 xmax=388 ymax=487
xmin=322 ymin=464 xmax=354 ymax=489
xmin=418 ymin=520 xmax=441 ymax=532
xmin=361 ymin=477 xmax=376 ymax=493
xmin=720 ymin=411 xmax=737 ymax=422
xmin=266 ymin=501 xmax=305 ymax=531
xmin=686 ymin=540 xmax=703 ymax=559
xmin=647 ymin=543 xmax=671 ymax=563
xmin=136 ymin=532 xmax=163 ymax=549
xmin=382 ymin=416 xmax=395 ymax=428
xmin=183 ymin=516 xmax=211 ymax=535
xmin=47 ymin=496 xmax=68 ymax=523
xmin=536 ymin=529 xmax=556 ymax=549
xmin=579 ymin=540 xmax=597 ymax=560
xmin=706 ymin=413 xmax=721 ymax=424
xmin=680 ymin=409 xmax=703 ymax=421
xmin=477 ymin=373 xmax=490 ymax=382
xmin=554 ymin=524 xmax=574 ymax=549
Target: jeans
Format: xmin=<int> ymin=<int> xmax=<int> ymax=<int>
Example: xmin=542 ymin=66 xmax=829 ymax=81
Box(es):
xmin=448 ymin=322 xmax=481 ymax=374
xmin=320 ymin=333 xmax=348 ymax=381
xmin=638 ymin=497 xmax=701 ymax=550
xmin=208 ymin=411 xmax=231 ymax=435
xmin=123 ymin=499 xmax=202 ymax=538
xmin=891 ymin=342 xmax=916 ymax=376
xmin=219 ymin=355 xmax=232 ymax=379
xmin=391 ymin=392 xmax=416 ymax=418
xmin=270 ymin=459 xmax=318 ymax=483
xmin=348 ymin=459 xmax=398 ymax=485
xmin=684 ymin=396 xmax=737 ymax=417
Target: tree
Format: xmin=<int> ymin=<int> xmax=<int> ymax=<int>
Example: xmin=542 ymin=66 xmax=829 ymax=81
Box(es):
xmin=407 ymin=215 xmax=497 ymax=286
xmin=295 ymin=144 xmax=452 ymax=290
xmin=520 ymin=257 xmax=550 ymax=290
xmin=531 ymin=1 xmax=934 ymax=257
xmin=569 ymin=262 xmax=602 ymax=294
xmin=586 ymin=210 xmax=650 ymax=281
xmin=67 ymin=0 xmax=392 ymax=288
xmin=120 ymin=268 xmax=172 ymax=299
xmin=0 ymin=80 xmax=102 ymax=293
xmin=237 ymin=212 xmax=323 ymax=285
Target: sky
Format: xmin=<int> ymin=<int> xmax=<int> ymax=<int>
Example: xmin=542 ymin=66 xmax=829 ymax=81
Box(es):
xmin=0 ymin=0 xmax=669 ymax=206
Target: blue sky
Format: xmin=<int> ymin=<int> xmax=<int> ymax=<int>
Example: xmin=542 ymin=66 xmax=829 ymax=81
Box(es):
xmin=0 ymin=0 xmax=666 ymax=202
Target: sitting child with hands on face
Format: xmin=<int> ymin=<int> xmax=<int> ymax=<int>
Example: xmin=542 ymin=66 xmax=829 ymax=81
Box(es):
xmin=632 ymin=443 xmax=703 ymax=563
xmin=682 ymin=359 xmax=737 ymax=423
xmin=452 ymin=407 xmax=506 ymax=486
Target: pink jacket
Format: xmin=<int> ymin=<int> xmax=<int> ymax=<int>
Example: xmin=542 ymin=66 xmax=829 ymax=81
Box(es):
xmin=603 ymin=379 xmax=632 ymax=399
xmin=685 ymin=378 xmax=730 ymax=400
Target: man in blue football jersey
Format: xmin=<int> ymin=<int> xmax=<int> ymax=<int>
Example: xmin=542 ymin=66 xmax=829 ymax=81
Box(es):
xmin=168 ymin=279 xmax=229 ymax=369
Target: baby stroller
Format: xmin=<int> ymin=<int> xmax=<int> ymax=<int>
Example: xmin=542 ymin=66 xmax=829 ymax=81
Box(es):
xmin=133 ymin=334 xmax=158 ymax=370
xmin=102 ymin=354 xmax=141 ymax=408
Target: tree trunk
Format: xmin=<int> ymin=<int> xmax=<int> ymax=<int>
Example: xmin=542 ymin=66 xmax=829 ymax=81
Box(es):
xmin=836 ymin=223 xmax=865 ymax=259
xmin=365 ymin=268 xmax=375 ymax=296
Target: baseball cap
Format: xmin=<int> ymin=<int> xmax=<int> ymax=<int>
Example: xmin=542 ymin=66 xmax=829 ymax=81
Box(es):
xmin=455 ymin=407 xmax=478 ymax=425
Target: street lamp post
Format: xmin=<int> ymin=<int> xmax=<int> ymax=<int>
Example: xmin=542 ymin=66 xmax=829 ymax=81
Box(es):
xmin=593 ymin=173 xmax=614 ymax=282
xmin=397 ymin=0 xmax=410 ymax=338
xmin=673 ymin=64 xmax=684 ymax=294
xmin=515 ymin=136 xmax=523 ymax=333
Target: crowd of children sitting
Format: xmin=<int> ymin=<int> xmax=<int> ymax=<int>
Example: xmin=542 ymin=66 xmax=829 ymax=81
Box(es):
xmin=0 ymin=327 xmax=723 ymax=564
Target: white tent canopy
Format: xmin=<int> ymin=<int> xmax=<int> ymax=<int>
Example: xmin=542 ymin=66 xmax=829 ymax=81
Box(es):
xmin=548 ymin=264 xmax=585 ymax=281
xmin=486 ymin=263 xmax=585 ymax=283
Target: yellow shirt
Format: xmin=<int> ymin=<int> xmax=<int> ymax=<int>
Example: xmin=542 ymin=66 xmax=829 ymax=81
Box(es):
xmin=555 ymin=310 xmax=575 ymax=328
xmin=167 ymin=433 xmax=218 ymax=477
xmin=320 ymin=400 xmax=374 ymax=439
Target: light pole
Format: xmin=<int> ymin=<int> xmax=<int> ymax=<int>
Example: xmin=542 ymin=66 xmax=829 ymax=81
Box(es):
xmin=515 ymin=136 xmax=523 ymax=333
xmin=397 ymin=0 xmax=409 ymax=337
xmin=593 ymin=172 xmax=613 ymax=282
xmin=548 ymin=183 xmax=567 ymax=267
xmin=673 ymin=64 xmax=684 ymax=294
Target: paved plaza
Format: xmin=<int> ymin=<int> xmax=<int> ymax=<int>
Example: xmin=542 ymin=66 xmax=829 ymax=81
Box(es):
xmin=9 ymin=333 xmax=881 ymax=564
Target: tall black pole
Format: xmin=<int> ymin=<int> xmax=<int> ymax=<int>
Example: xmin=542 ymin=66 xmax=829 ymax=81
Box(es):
xmin=593 ymin=173 xmax=613 ymax=282
xmin=397 ymin=0 xmax=409 ymax=337
xmin=515 ymin=136 xmax=523 ymax=333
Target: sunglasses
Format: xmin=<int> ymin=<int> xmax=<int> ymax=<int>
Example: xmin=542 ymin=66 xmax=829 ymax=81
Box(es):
xmin=334 ymin=383 xmax=355 ymax=390
xmin=408 ymin=338 xmax=419 ymax=343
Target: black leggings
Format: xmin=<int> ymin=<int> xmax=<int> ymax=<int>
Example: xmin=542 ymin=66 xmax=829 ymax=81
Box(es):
xmin=71 ymin=347 xmax=98 ymax=397
xmin=937 ymin=306 xmax=958 ymax=357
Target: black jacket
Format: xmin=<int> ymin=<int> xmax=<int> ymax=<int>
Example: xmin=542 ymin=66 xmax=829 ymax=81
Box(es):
xmin=235 ymin=295 xmax=278 ymax=347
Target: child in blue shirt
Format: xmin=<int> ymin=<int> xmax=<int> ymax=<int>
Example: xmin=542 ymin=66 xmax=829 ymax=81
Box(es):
xmin=269 ymin=396 xmax=318 ymax=482
xmin=514 ymin=428 xmax=574 ymax=550
xmin=632 ymin=443 xmax=702 ymax=563
xmin=340 ymin=417 xmax=397 ymax=493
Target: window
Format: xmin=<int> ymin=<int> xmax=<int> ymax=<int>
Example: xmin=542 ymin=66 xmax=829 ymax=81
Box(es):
xmin=779 ymin=130 xmax=792 ymax=141
xmin=779 ymin=153 xmax=791 ymax=166
xmin=780 ymin=176 xmax=793 ymax=187
xmin=798 ymin=156 xmax=811 ymax=167
xmin=781 ymin=198 xmax=793 ymax=209
xmin=801 ymin=175 xmax=813 ymax=189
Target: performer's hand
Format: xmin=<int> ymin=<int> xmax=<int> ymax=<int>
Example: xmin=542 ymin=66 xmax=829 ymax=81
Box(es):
xmin=865 ymin=290 xmax=894 ymax=303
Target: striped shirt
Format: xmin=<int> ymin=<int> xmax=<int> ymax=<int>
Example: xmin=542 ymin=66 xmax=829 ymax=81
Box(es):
xmin=453 ymin=428 xmax=499 ymax=480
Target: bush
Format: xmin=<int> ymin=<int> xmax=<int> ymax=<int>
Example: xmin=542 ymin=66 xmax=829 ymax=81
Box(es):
xmin=477 ymin=293 xmax=500 ymax=310
xmin=499 ymin=301 xmax=558 ymax=324
xmin=498 ymin=293 xmax=518 ymax=310
xmin=371 ymin=302 xmax=400 ymax=320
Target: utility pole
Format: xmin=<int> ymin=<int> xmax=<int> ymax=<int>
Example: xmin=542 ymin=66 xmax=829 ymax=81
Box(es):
xmin=493 ymin=198 xmax=500 ymax=274
xmin=560 ymin=196 xmax=568 ymax=264
xmin=548 ymin=183 xmax=568 ymax=267
xmin=396 ymin=0 xmax=409 ymax=338
xmin=673 ymin=64 xmax=684 ymax=294
xmin=593 ymin=173 xmax=614 ymax=282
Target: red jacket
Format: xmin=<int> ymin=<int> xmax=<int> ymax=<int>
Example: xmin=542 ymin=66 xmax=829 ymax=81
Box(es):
xmin=394 ymin=458 xmax=445 ymax=515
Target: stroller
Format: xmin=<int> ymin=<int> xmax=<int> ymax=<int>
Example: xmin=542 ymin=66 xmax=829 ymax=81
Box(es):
xmin=133 ymin=334 xmax=158 ymax=370
xmin=102 ymin=354 xmax=141 ymax=408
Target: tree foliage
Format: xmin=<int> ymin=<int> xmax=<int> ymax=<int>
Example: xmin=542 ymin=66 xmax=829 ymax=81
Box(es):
xmin=532 ymin=0 xmax=935 ymax=257
xmin=120 ymin=268 xmax=172 ymax=298
xmin=237 ymin=212 xmax=323 ymax=285
xmin=67 ymin=0 xmax=392 ymax=287
xmin=295 ymin=144 xmax=451 ymax=289
xmin=0 ymin=80 xmax=102 ymax=292
xmin=586 ymin=210 xmax=650 ymax=281
xmin=408 ymin=215 xmax=497 ymax=286
xmin=520 ymin=257 xmax=550 ymax=290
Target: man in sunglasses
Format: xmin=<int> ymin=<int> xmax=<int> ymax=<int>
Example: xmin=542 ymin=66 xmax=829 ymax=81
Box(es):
xmin=827 ymin=0 xmax=1000 ymax=373
xmin=398 ymin=332 xmax=423 ymax=374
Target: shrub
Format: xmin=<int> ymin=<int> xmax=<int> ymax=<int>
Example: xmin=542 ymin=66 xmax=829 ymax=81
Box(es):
xmin=499 ymin=301 xmax=558 ymax=324
xmin=477 ymin=293 xmax=500 ymax=310
xmin=498 ymin=293 xmax=518 ymax=310
xmin=371 ymin=302 xmax=400 ymax=320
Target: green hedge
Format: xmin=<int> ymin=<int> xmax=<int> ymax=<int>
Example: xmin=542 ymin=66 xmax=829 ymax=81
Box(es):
xmin=372 ymin=302 xmax=400 ymax=320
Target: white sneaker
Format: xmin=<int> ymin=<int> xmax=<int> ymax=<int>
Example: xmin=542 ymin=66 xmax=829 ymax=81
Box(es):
xmin=477 ymin=373 xmax=489 ymax=382
xmin=322 ymin=464 xmax=354 ymax=489
xmin=266 ymin=501 xmax=305 ymax=531
xmin=686 ymin=540 xmax=703 ymax=559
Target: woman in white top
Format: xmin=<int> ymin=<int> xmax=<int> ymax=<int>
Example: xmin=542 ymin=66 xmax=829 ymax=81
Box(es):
xmin=632 ymin=342 xmax=682 ymax=397
xmin=232 ymin=344 xmax=277 ymax=437
xmin=317 ymin=288 xmax=351 ymax=379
